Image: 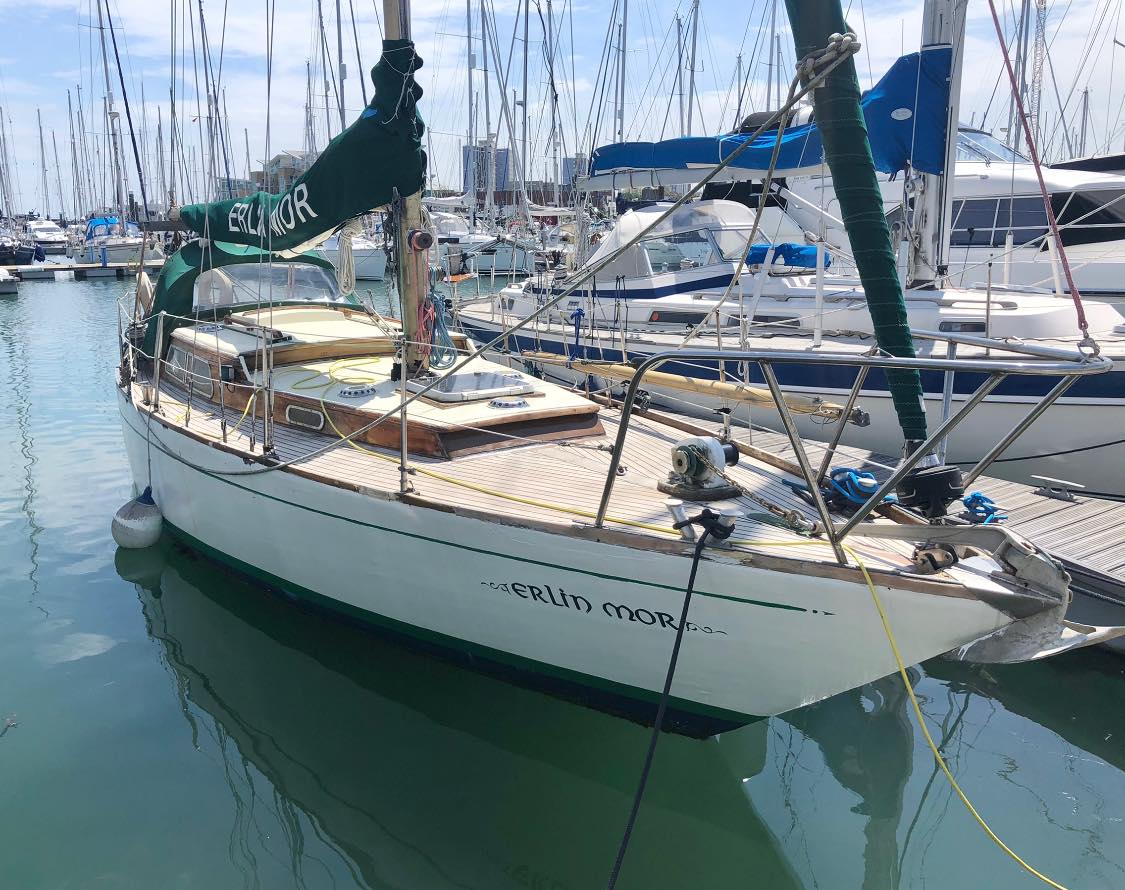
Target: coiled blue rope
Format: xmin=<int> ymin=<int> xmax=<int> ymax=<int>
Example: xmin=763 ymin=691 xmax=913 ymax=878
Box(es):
xmin=962 ymin=491 xmax=1006 ymax=524
xmin=828 ymin=467 xmax=890 ymax=505
xmin=428 ymin=289 xmax=457 ymax=370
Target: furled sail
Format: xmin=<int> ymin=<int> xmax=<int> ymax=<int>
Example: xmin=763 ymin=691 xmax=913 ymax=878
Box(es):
xmin=583 ymin=47 xmax=952 ymax=191
xmin=784 ymin=1 xmax=928 ymax=444
xmin=178 ymin=39 xmax=426 ymax=254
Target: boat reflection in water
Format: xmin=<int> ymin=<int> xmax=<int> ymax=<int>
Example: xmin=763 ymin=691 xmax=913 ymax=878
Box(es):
xmin=115 ymin=543 xmax=803 ymax=890
xmin=758 ymin=652 xmax=1125 ymax=888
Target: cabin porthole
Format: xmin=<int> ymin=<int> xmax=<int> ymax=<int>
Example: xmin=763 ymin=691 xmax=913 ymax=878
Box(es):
xmin=285 ymin=404 xmax=326 ymax=431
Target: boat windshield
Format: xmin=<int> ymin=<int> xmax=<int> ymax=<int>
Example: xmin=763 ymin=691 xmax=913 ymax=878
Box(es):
xmin=956 ymin=130 xmax=1028 ymax=164
xmin=192 ymin=261 xmax=353 ymax=311
xmin=87 ymin=220 xmax=142 ymax=238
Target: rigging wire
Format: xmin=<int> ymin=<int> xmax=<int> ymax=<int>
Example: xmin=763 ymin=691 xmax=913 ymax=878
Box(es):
xmin=103 ymin=1 xmax=150 ymax=218
xmin=985 ymin=0 xmax=1094 ymax=348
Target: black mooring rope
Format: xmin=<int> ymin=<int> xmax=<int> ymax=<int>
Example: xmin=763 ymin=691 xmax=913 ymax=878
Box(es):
xmin=605 ymin=509 xmax=734 ymax=890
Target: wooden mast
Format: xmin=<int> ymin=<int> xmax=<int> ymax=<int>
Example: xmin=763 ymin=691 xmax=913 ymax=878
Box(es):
xmin=383 ymin=0 xmax=431 ymax=374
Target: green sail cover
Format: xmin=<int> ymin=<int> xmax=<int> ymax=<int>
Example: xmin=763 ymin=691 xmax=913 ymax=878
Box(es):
xmin=783 ymin=2 xmax=928 ymax=444
xmin=179 ymin=39 xmax=425 ymax=254
xmin=142 ymin=240 xmax=339 ymax=356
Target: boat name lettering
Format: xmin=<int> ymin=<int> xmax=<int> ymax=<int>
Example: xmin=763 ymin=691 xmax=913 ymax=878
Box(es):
xmin=483 ymin=580 xmax=592 ymax=612
xmin=481 ymin=581 xmax=726 ymax=634
xmin=226 ymin=184 xmax=319 ymax=238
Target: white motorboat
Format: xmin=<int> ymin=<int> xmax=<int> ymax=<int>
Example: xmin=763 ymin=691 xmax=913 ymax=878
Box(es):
xmin=82 ymin=216 xmax=164 ymax=265
xmin=786 ymin=129 xmax=1125 ymax=306
xmin=317 ymin=231 xmax=388 ymax=280
xmin=25 ymin=218 xmax=68 ymax=255
xmin=0 ymin=268 xmax=18 ymax=294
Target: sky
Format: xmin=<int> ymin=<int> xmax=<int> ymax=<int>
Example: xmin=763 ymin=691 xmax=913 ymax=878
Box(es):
xmin=0 ymin=0 xmax=1122 ymax=217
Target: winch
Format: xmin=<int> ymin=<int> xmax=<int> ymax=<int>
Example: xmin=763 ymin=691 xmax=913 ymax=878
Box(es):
xmin=658 ymin=436 xmax=741 ymax=500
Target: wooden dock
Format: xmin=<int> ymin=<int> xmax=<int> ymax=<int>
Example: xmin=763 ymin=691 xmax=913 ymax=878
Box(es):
xmin=2 ymin=259 xmax=164 ymax=281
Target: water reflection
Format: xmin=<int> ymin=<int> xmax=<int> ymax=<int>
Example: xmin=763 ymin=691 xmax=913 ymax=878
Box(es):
xmin=116 ymin=542 xmax=803 ymax=890
xmin=782 ymin=676 xmax=915 ymax=889
xmin=762 ymin=651 xmax=1125 ymax=888
xmin=928 ymin=654 xmax=1125 ymax=773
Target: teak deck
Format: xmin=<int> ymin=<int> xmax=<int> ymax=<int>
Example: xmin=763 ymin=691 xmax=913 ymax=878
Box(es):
xmin=132 ymin=375 xmax=934 ymax=579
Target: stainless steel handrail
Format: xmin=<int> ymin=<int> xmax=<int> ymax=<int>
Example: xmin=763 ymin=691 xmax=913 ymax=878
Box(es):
xmin=593 ymin=341 xmax=1111 ymax=557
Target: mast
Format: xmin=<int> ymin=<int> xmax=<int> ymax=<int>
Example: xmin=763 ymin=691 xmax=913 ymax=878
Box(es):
xmin=735 ymin=52 xmax=743 ymax=125
xmin=69 ymin=91 xmax=84 ymax=216
xmin=318 ymin=0 xmax=332 ymax=141
xmin=521 ymin=0 xmax=529 ymax=198
xmin=1006 ymin=0 xmax=1031 ymax=152
xmin=37 ymin=109 xmax=50 ymax=218
xmin=156 ymin=109 xmax=167 ymax=209
xmin=481 ymin=0 xmax=493 ymax=220
xmin=304 ymin=61 xmax=317 ymax=153
xmin=52 ymin=131 xmax=67 ymax=221
xmin=910 ymin=0 xmax=967 ymax=287
xmin=686 ymin=0 xmax=699 ymax=135
xmin=466 ymin=0 xmax=476 ymax=222
xmin=616 ymin=0 xmax=628 ymax=141
xmin=382 ymin=0 xmax=429 ymax=375
xmin=675 ymin=13 xmax=684 ymax=136
xmin=768 ymin=0 xmax=776 ymax=109
xmin=775 ymin=34 xmax=783 ymax=110
xmin=1079 ymin=88 xmax=1090 ymax=157
xmin=547 ymin=0 xmax=559 ymax=206
xmin=336 ymin=0 xmax=347 ymax=132
xmin=0 ymin=107 xmax=11 ymax=218
xmin=96 ymin=0 xmax=127 ymax=222
xmin=244 ymin=128 xmax=252 ymax=185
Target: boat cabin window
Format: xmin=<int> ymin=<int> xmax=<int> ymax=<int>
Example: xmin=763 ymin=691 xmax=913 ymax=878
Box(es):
xmin=86 ymin=220 xmax=141 ymax=239
xmin=950 ymin=197 xmax=1048 ymax=247
xmin=639 ymin=230 xmax=717 ymax=271
xmin=192 ymin=261 xmax=351 ymax=311
xmin=955 ymin=130 xmax=1028 ymax=164
xmin=1051 ymin=189 xmax=1125 ymax=246
xmin=165 ymin=346 xmax=214 ymax=397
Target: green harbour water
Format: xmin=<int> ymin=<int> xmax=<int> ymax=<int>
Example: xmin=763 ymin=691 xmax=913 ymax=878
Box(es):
xmin=2 ymin=274 xmax=1125 ymax=889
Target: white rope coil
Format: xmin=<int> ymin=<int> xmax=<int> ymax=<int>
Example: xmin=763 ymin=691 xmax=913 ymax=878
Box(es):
xmin=335 ymin=219 xmax=364 ymax=295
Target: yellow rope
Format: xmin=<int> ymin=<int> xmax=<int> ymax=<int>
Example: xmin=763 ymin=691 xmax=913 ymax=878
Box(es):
xmin=846 ymin=547 xmax=1069 ymax=890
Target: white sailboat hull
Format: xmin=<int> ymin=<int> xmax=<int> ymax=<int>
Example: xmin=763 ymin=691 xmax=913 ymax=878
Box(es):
xmin=119 ymin=389 xmax=1020 ymax=731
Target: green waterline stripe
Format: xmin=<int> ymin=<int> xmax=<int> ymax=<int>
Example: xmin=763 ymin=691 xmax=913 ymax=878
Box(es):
xmin=122 ymin=406 xmax=810 ymax=614
xmin=163 ymin=519 xmax=766 ymax=726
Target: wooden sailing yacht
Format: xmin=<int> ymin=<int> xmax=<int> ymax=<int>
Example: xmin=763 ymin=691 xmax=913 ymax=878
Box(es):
xmin=115 ymin=0 xmax=1122 ymax=736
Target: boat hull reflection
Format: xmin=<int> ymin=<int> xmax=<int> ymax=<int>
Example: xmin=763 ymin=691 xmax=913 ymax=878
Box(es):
xmin=117 ymin=543 xmax=803 ymax=890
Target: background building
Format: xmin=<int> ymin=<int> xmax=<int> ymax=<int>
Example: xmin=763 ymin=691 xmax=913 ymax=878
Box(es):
xmin=251 ymin=150 xmax=318 ymax=193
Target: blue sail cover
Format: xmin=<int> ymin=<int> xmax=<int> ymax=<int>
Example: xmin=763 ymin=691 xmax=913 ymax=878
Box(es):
xmin=585 ymin=46 xmax=952 ymax=190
